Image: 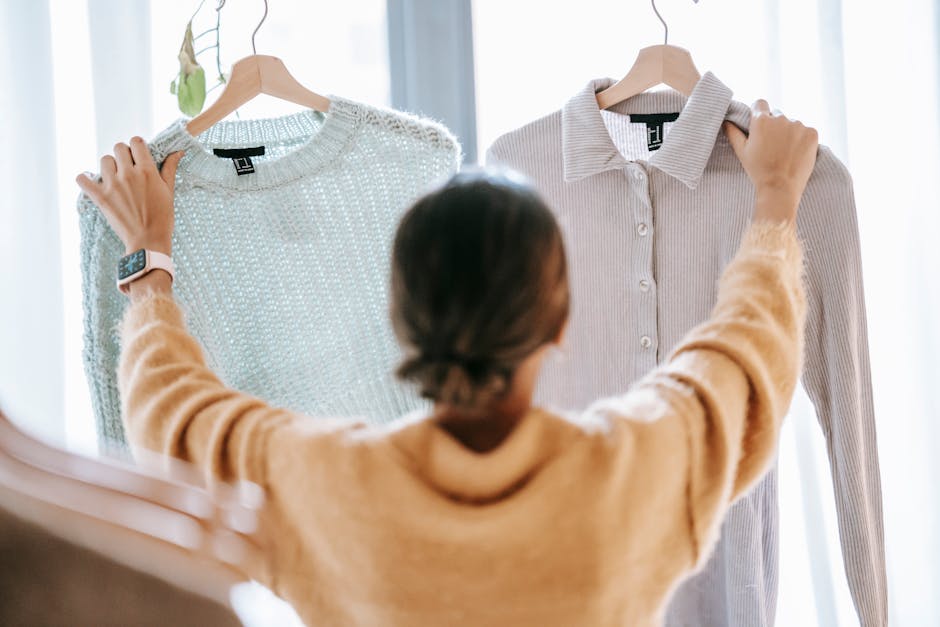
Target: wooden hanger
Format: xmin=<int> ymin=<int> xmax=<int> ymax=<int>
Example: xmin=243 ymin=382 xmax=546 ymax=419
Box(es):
xmin=596 ymin=0 xmax=702 ymax=109
xmin=186 ymin=0 xmax=330 ymax=136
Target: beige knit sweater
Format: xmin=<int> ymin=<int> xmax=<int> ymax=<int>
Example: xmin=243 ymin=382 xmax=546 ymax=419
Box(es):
xmin=118 ymin=220 xmax=805 ymax=627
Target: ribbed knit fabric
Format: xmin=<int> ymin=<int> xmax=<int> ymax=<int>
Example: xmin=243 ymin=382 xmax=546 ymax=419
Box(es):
xmin=485 ymin=71 xmax=886 ymax=627
xmin=116 ymin=219 xmax=806 ymax=627
xmin=78 ymin=96 xmax=461 ymax=451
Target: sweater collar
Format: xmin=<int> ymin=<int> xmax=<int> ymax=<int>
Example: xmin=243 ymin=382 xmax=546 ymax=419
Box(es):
xmin=389 ymin=408 xmax=559 ymax=504
xmin=561 ymin=71 xmax=740 ymax=190
xmin=148 ymin=95 xmax=363 ymax=192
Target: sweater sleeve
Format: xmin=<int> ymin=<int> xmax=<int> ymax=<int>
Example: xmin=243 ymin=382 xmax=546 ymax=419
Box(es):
xmin=592 ymin=219 xmax=807 ymax=565
xmin=117 ymin=293 xmax=299 ymax=487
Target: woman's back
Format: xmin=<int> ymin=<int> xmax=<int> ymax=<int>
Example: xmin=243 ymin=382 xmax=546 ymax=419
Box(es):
xmin=264 ymin=408 xmax=690 ymax=626
xmin=115 ymin=216 xmax=804 ymax=627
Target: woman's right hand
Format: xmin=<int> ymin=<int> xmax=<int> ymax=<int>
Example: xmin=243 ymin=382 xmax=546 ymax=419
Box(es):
xmin=723 ymin=100 xmax=819 ymax=223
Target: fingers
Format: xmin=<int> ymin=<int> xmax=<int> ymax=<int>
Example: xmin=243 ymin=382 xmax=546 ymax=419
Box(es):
xmin=723 ymin=121 xmax=747 ymax=158
xmin=130 ymin=136 xmax=156 ymax=170
xmin=76 ymin=173 xmax=104 ymax=206
xmin=752 ymin=98 xmax=771 ymax=117
xmin=100 ymin=154 xmax=117 ymax=182
xmin=113 ymin=142 xmax=134 ymax=172
xmin=160 ymin=151 xmax=185 ymax=193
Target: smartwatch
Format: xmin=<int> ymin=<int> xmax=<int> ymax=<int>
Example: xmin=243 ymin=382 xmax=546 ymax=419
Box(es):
xmin=116 ymin=248 xmax=175 ymax=294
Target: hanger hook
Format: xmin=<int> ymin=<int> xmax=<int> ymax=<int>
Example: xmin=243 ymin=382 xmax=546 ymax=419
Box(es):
xmin=251 ymin=0 xmax=269 ymax=55
xmin=651 ymin=0 xmax=668 ymax=45
xmin=190 ymin=0 xmax=209 ymax=24
xmin=651 ymin=0 xmax=700 ymax=46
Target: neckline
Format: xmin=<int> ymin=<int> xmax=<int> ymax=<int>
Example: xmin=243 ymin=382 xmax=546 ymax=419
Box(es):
xmin=599 ymin=108 xmax=682 ymax=163
xmin=388 ymin=408 xmax=555 ymax=503
xmin=150 ymin=95 xmax=363 ymax=192
xmin=560 ymin=71 xmax=734 ymax=189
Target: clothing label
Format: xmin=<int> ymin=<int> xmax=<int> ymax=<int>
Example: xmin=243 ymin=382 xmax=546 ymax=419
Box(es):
xmin=629 ymin=113 xmax=680 ymax=151
xmin=213 ymin=146 xmax=266 ymax=175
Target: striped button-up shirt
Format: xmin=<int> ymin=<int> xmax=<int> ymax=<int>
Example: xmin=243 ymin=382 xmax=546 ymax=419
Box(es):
xmin=486 ymin=71 xmax=886 ymax=627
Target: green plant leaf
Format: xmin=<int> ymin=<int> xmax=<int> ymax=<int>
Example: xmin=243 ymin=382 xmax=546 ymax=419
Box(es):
xmin=177 ymin=66 xmax=206 ymax=116
xmin=174 ymin=20 xmax=207 ymax=116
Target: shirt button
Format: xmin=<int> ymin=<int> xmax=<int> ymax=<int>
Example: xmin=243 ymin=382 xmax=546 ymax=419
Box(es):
xmin=640 ymin=335 xmax=653 ymax=349
xmin=637 ymin=223 xmax=649 ymax=236
xmin=633 ymin=169 xmax=645 ymax=181
xmin=639 ymin=279 xmax=651 ymax=292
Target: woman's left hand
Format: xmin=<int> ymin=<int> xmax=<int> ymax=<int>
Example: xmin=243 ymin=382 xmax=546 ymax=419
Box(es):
xmin=77 ymin=137 xmax=184 ymax=255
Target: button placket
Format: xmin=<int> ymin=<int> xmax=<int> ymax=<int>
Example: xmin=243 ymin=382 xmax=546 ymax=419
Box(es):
xmin=628 ymin=163 xmax=657 ymax=367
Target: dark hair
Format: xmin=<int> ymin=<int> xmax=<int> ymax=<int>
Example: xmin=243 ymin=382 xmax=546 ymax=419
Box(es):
xmin=390 ymin=169 xmax=570 ymax=410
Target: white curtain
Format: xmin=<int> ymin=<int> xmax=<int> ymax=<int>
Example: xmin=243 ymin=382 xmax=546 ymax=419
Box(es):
xmin=0 ymin=0 xmax=64 ymax=440
xmin=842 ymin=1 xmax=940 ymax=624
xmin=0 ymin=0 xmax=152 ymax=450
xmin=87 ymin=0 xmax=154 ymax=157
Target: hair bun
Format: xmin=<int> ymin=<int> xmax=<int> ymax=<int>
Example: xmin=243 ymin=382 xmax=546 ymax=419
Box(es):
xmin=396 ymin=353 xmax=510 ymax=410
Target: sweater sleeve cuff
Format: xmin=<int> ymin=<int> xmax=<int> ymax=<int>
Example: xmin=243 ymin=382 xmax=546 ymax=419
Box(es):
xmin=737 ymin=219 xmax=804 ymax=279
xmin=121 ymin=292 xmax=187 ymax=336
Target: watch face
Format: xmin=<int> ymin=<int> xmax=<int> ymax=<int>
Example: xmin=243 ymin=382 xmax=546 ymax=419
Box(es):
xmin=118 ymin=249 xmax=147 ymax=280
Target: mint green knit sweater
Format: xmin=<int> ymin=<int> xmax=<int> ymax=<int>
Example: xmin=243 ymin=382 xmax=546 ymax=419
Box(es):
xmin=78 ymin=97 xmax=461 ymax=450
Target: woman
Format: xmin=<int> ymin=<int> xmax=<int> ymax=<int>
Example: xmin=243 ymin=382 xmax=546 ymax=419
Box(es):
xmin=77 ymin=99 xmax=816 ymax=627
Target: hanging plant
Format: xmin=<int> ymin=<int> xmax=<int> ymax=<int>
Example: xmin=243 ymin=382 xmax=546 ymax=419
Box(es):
xmin=170 ymin=22 xmax=207 ymax=116
xmin=169 ymin=1 xmax=227 ymax=116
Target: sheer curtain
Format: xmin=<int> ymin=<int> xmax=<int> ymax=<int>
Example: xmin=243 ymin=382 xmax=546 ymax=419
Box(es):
xmin=0 ymin=0 xmax=157 ymax=452
xmin=473 ymin=0 xmax=940 ymax=625
xmin=0 ymin=0 xmax=64 ymax=441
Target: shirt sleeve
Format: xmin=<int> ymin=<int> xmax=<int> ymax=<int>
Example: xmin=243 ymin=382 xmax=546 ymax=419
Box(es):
xmin=118 ymin=293 xmax=301 ymax=487
xmin=798 ymin=147 xmax=887 ymax=626
xmin=588 ymin=219 xmax=807 ymax=565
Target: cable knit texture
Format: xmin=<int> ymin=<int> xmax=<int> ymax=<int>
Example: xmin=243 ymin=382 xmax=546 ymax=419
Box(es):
xmin=78 ymin=96 xmax=461 ymax=452
xmin=117 ymin=220 xmax=805 ymax=627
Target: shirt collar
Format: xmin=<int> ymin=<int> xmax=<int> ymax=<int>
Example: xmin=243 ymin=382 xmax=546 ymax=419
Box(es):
xmin=561 ymin=70 xmax=736 ymax=189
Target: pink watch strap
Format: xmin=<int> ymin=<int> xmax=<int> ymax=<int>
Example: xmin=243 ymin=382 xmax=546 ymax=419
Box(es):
xmin=117 ymin=250 xmax=175 ymax=294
